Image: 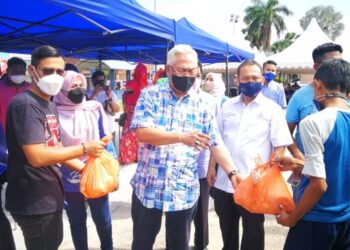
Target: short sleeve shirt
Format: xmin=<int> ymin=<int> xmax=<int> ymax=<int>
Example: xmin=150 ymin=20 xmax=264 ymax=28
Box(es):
xmin=261 ymin=80 xmax=287 ymax=108
xmin=298 ymin=108 xmax=350 ymax=222
xmin=286 ymin=84 xmax=317 ymax=153
xmin=87 ymin=89 xmax=118 ymax=133
xmin=130 ymin=82 xmax=223 ymax=211
xmin=5 ymin=91 xmax=64 ymax=215
xmin=214 ymin=93 xmax=293 ymax=193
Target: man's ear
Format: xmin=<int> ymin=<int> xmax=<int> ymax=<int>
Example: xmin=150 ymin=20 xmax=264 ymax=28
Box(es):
xmin=27 ymin=65 xmax=36 ymax=80
xmin=235 ymin=75 xmax=239 ymax=86
xmin=314 ymin=79 xmax=325 ymax=92
xmin=165 ymin=65 xmax=171 ymax=78
xmin=28 ymin=65 xmax=34 ymax=75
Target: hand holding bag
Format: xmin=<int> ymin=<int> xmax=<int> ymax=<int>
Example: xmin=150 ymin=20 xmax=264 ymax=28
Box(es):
xmin=234 ymin=154 xmax=295 ymax=215
xmin=80 ymin=135 xmax=119 ymax=198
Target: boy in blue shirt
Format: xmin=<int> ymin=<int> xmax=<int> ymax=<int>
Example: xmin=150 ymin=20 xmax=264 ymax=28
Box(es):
xmin=276 ymin=59 xmax=350 ymax=249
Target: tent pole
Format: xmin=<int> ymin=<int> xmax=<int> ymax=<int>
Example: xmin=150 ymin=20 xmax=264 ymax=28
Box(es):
xmin=225 ymin=56 xmax=229 ymax=96
xmin=98 ymin=49 xmax=102 ymax=70
xmin=75 ymin=12 xmax=113 ymax=34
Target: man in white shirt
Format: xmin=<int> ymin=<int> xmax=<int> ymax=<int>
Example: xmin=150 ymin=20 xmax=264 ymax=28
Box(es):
xmin=207 ymin=60 xmax=293 ymax=250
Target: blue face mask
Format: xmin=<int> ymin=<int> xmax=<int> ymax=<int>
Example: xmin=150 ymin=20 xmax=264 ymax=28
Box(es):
xmin=239 ymin=82 xmax=263 ymax=97
xmin=263 ymin=72 xmax=275 ymax=83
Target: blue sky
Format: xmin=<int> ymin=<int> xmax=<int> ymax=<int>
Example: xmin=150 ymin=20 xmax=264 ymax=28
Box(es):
xmin=138 ymin=0 xmax=349 ymax=47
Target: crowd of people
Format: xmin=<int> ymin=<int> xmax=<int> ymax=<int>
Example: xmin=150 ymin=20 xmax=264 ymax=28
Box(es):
xmin=0 ymin=41 xmax=349 ymax=250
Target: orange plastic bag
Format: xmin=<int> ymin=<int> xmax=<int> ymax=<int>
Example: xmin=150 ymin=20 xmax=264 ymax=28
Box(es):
xmin=234 ymin=155 xmax=295 ymax=215
xmin=80 ymin=136 xmax=119 ymax=199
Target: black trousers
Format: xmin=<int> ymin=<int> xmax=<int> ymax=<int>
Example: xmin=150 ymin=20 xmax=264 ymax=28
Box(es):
xmin=193 ymin=178 xmax=210 ymax=249
xmin=213 ymin=187 xmax=265 ymax=250
xmin=131 ymin=192 xmax=196 ymax=250
xmin=0 ymin=181 xmax=16 ymax=250
xmin=12 ymin=210 xmax=63 ymax=250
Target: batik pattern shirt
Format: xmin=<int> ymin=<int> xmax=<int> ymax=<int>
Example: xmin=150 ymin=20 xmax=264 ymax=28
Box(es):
xmin=130 ymin=82 xmax=222 ymax=211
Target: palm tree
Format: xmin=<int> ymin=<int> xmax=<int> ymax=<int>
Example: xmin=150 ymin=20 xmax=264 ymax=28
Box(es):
xmin=270 ymin=32 xmax=300 ymax=53
xmin=242 ymin=0 xmax=293 ymax=52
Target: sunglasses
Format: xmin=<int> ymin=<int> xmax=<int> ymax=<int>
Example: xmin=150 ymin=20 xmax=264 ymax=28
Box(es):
xmin=37 ymin=67 xmax=65 ymax=76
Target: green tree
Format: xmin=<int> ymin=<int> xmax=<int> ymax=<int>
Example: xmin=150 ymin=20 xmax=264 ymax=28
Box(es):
xmin=300 ymin=5 xmax=344 ymax=40
xmin=270 ymin=32 xmax=300 ymax=53
xmin=242 ymin=0 xmax=293 ymax=52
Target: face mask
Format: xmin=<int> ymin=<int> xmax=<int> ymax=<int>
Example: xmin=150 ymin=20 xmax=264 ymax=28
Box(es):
xmin=313 ymin=93 xmax=347 ymax=111
xmin=239 ymin=82 xmax=263 ymax=97
xmin=263 ymin=72 xmax=276 ymax=83
xmin=35 ymin=71 xmax=64 ymax=96
xmin=313 ymin=99 xmax=322 ymax=111
xmin=171 ymin=74 xmax=196 ymax=93
xmin=202 ymin=79 xmax=214 ymax=92
xmin=10 ymin=75 xmax=26 ymax=84
xmin=68 ymin=87 xmax=86 ymax=104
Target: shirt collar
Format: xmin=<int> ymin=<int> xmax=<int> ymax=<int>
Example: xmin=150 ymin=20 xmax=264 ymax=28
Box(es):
xmin=165 ymin=79 xmax=194 ymax=100
xmin=237 ymin=92 xmax=264 ymax=105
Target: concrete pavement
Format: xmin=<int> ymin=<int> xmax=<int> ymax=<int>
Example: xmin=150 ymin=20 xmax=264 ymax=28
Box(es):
xmin=5 ymin=163 xmax=289 ymax=250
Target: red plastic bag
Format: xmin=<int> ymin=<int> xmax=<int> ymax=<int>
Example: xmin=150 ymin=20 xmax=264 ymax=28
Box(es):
xmin=80 ymin=136 xmax=119 ymax=199
xmin=234 ymin=155 xmax=295 ymax=215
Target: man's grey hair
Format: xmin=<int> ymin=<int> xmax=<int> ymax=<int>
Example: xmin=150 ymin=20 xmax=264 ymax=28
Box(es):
xmin=166 ymin=44 xmax=198 ymax=66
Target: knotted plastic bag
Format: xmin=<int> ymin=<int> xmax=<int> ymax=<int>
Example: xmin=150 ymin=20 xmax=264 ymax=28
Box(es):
xmin=80 ymin=135 xmax=119 ymax=199
xmin=234 ymin=155 xmax=295 ymax=215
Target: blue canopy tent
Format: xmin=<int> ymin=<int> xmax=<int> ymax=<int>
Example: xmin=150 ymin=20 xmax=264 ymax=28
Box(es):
xmin=71 ymin=17 xmax=254 ymax=64
xmin=176 ymin=18 xmax=253 ymax=63
xmin=0 ymin=0 xmax=253 ymax=86
xmin=176 ymin=17 xmax=254 ymax=93
xmin=0 ymin=0 xmax=175 ymax=62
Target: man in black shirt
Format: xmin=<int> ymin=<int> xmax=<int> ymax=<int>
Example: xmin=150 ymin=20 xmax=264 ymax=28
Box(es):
xmin=5 ymin=46 xmax=105 ymax=250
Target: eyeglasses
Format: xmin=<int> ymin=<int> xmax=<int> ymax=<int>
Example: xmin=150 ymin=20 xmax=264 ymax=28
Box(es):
xmin=239 ymin=75 xmax=262 ymax=82
xmin=169 ymin=65 xmax=198 ymax=77
xmin=37 ymin=67 xmax=65 ymax=76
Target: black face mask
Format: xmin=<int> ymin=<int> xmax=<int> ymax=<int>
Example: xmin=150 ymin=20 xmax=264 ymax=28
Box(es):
xmin=171 ymin=74 xmax=196 ymax=93
xmin=68 ymin=88 xmax=86 ymax=104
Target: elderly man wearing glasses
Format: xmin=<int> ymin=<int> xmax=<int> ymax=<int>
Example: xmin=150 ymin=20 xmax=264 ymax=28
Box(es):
xmin=130 ymin=44 xmax=242 ymax=250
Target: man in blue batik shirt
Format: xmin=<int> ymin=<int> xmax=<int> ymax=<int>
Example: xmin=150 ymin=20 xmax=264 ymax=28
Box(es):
xmin=129 ymin=44 xmax=241 ymax=250
xmin=276 ymin=59 xmax=350 ymax=250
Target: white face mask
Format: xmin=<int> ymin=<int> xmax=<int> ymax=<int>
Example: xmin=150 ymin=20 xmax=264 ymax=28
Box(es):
xmin=10 ymin=75 xmax=26 ymax=84
xmin=202 ymin=79 xmax=214 ymax=92
xmin=34 ymin=70 xmax=64 ymax=96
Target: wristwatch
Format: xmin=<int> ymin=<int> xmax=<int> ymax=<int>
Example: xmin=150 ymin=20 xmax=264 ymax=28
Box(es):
xmin=227 ymin=170 xmax=239 ymax=180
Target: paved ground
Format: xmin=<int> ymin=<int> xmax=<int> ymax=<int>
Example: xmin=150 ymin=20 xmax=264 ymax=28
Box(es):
xmin=5 ymin=163 xmax=290 ymax=250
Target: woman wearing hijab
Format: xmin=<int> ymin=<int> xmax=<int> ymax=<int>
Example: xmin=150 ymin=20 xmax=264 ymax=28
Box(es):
xmin=53 ymin=70 xmax=116 ymax=250
xmin=202 ymin=72 xmax=229 ymax=106
xmin=119 ymin=63 xmax=148 ymax=164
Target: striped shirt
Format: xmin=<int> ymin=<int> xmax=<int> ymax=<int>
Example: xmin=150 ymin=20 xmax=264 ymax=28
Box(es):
xmin=130 ymin=81 xmax=222 ymax=211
